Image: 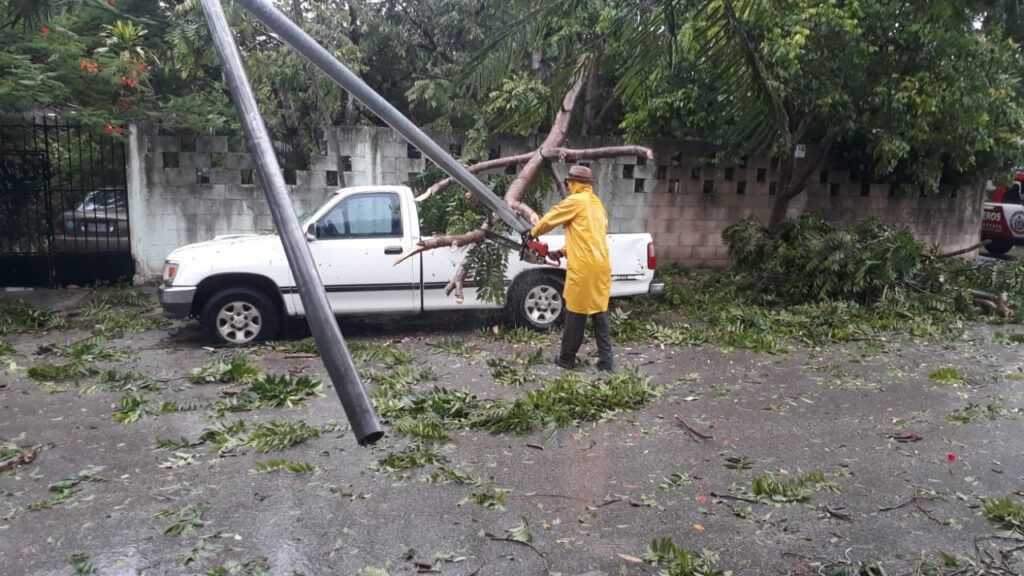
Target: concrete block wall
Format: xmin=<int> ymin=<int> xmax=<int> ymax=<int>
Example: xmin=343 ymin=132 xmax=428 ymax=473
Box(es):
xmin=127 ymin=124 xmax=984 ymax=276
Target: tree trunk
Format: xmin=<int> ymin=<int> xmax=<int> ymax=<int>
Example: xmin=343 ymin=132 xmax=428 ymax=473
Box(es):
xmin=766 ymin=135 xmax=835 ymax=229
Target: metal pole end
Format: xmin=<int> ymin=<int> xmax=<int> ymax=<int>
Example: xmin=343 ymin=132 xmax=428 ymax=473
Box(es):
xmin=357 ymin=429 xmax=386 ymax=446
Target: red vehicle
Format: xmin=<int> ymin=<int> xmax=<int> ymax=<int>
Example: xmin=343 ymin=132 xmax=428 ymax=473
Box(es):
xmin=981 ymin=171 xmax=1024 ymax=256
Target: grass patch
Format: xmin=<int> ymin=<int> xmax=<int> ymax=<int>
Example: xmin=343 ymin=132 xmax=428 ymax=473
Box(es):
xmin=643 ymin=537 xmax=728 ymax=575
xmin=928 ymin=366 xmax=967 ymax=385
xmin=983 ymin=497 xmax=1024 ymax=533
xmin=0 ymin=339 xmax=13 ymax=358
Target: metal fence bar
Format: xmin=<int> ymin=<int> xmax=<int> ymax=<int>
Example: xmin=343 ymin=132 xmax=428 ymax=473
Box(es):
xmin=199 ymin=0 xmax=383 ymax=445
xmin=233 ymin=0 xmax=533 ymax=236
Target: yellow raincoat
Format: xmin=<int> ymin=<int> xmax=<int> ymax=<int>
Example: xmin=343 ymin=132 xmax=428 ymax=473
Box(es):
xmin=530 ymin=181 xmax=611 ymax=314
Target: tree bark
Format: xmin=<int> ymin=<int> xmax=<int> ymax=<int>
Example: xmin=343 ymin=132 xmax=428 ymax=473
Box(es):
xmin=767 ymin=134 xmax=834 ymax=229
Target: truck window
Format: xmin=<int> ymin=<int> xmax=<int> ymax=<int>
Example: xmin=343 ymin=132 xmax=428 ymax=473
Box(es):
xmin=316 ymin=192 xmax=402 ymax=239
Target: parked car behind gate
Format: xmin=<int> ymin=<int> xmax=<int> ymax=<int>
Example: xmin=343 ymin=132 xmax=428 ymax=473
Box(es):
xmin=52 ymin=188 xmax=130 ymax=252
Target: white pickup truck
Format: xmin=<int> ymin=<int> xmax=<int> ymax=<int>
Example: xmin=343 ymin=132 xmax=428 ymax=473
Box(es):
xmin=158 ymin=185 xmax=662 ymax=345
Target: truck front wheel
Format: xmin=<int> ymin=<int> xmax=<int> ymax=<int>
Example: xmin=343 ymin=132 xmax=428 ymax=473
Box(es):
xmin=985 ymin=239 xmax=1014 ymax=256
xmin=201 ymin=287 xmax=280 ymax=346
xmin=509 ymin=273 xmax=565 ymax=331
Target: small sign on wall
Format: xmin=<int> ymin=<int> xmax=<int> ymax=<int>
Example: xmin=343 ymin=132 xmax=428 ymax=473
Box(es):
xmin=794 ymin=144 xmax=807 ymax=159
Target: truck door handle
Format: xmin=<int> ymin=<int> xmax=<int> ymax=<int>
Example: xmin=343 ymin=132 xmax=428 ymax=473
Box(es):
xmin=384 ymin=246 xmax=403 ymax=255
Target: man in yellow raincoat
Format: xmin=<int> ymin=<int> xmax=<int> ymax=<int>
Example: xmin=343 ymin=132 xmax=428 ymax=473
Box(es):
xmin=529 ymin=165 xmax=613 ymax=371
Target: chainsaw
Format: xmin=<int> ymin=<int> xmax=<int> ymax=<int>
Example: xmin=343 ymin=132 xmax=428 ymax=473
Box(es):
xmin=483 ymin=230 xmax=562 ymax=267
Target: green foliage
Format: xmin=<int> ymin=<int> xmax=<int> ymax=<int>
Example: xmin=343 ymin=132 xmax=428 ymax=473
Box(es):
xmin=155 ymin=504 xmax=206 ymax=538
xmin=427 ymin=338 xmax=480 ymax=357
xmin=198 ymin=420 xmax=248 ymax=454
xmin=458 ymin=485 xmax=508 ymax=511
xmin=269 ymin=338 xmax=318 ymax=355
xmin=246 ymin=420 xmax=321 ymax=453
xmin=750 ymin=470 xmax=837 ymax=504
xmin=189 ymin=354 xmax=262 ymax=384
xmin=947 ymin=400 xmax=1020 ymax=424
xmin=252 ymin=459 xmax=316 ymax=474
xmin=983 ymin=497 xmax=1024 ymax=533
xmin=643 ymin=537 xmax=728 ymax=576
xmin=204 ymin=557 xmax=271 ymax=576
xmin=349 ymin=341 xmax=413 ymax=366
xmin=486 ymin=349 xmax=541 ymax=387
xmin=213 ymin=373 xmax=322 ymax=413
xmin=928 ymin=367 xmax=967 ymax=386
xmin=427 ymin=465 xmax=480 ymax=486
xmin=659 ymin=473 xmax=694 ymax=490
xmin=69 ymin=553 xmax=96 ymax=576
xmin=0 ymin=339 xmax=13 ymax=359
xmin=0 ymin=302 xmax=67 ymax=334
xmin=48 ymin=466 xmax=105 ymax=500
xmin=476 ymin=367 xmax=662 ymax=434
xmin=27 ymin=361 xmax=97 ymax=382
xmin=373 ymin=442 xmax=447 ymax=474
xmin=751 ymin=473 xmax=812 ymax=503
xmin=723 ymin=217 xmax=940 ymax=305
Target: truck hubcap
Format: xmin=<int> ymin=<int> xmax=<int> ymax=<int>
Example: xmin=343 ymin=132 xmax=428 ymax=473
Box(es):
xmin=524 ymin=285 xmax=562 ymax=326
xmin=216 ymin=301 xmax=262 ymax=344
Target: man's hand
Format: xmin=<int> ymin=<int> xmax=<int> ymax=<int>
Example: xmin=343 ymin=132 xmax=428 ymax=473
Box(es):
xmin=548 ymin=248 xmax=564 ymax=261
xmin=529 ymin=213 xmax=540 ymax=225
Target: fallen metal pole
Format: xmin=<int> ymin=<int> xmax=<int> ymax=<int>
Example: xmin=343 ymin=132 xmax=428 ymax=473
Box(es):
xmin=200 ymin=0 xmax=383 ymax=445
xmin=233 ymin=0 xmax=534 ymax=236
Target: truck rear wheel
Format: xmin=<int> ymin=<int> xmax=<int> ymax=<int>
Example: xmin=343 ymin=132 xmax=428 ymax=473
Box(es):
xmin=986 ymin=239 xmax=1014 ymax=256
xmin=509 ymin=273 xmax=565 ymax=331
xmin=201 ymin=287 xmax=280 ymax=346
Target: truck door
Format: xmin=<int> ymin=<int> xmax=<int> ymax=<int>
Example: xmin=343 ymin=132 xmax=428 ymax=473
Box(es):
xmin=307 ymin=191 xmax=417 ymax=313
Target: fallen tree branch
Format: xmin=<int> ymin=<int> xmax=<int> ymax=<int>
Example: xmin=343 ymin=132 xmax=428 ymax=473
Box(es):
xmin=710 ymin=491 xmax=760 ymax=504
xmin=940 ymin=239 xmax=990 ymax=258
xmin=416 ymin=145 xmax=654 ymax=203
xmin=674 ymin=414 xmax=713 ymax=440
xmin=0 ymin=446 xmax=40 ymax=471
xmin=393 ymin=228 xmax=486 ymax=266
xmin=415 ymin=153 xmax=534 ymax=202
xmin=968 ymin=289 xmax=1013 ymax=318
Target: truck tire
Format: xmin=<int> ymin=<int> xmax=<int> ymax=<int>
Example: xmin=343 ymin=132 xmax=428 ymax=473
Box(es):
xmin=509 ymin=273 xmax=565 ymax=331
xmin=201 ymin=287 xmax=280 ymax=346
xmin=986 ymin=239 xmax=1014 ymax=256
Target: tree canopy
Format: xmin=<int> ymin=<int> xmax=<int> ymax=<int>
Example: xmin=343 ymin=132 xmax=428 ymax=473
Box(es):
xmin=1 ymin=0 xmax=1022 ymax=216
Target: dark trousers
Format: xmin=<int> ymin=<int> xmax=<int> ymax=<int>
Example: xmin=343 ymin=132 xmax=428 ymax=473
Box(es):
xmin=560 ymin=311 xmax=613 ymax=369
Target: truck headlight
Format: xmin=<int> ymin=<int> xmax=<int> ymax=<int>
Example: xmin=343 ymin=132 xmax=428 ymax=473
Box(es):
xmin=163 ymin=261 xmax=179 ymax=285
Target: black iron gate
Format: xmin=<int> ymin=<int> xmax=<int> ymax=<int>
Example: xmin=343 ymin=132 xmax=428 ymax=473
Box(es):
xmin=0 ymin=118 xmax=132 ymax=287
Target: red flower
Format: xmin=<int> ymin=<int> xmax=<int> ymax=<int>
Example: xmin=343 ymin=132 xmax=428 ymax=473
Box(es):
xmin=114 ymin=126 xmax=123 ymax=135
xmin=103 ymin=125 xmax=113 ymax=135
xmin=947 ymin=452 xmax=956 ymax=462
xmin=137 ymin=62 xmax=147 ymax=70
xmin=119 ymin=76 xmax=129 ymax=86
xmin=41 ymin=27 xmax=51 ymax=36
